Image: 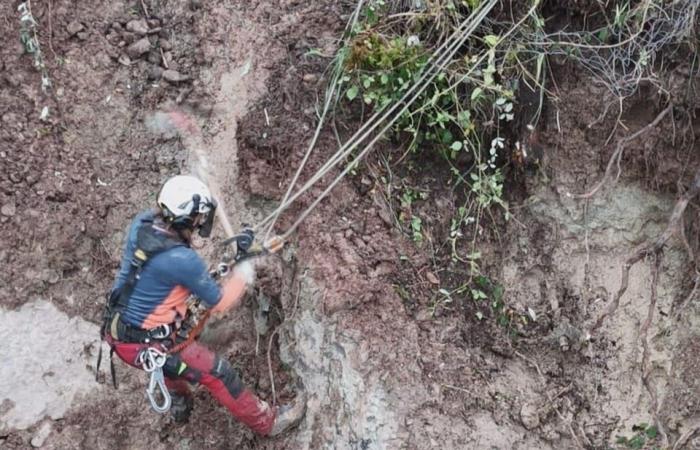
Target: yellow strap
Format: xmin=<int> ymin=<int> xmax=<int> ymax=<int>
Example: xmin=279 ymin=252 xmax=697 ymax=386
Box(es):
xmin=134 ymin=248 xmax=148 ymax=261
xmin=110 ymin=312 xmax=121 ymax=340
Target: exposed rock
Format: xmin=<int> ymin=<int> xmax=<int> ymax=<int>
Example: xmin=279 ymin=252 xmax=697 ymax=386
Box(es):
xmin=120 ymin=31 xmax=137 ymax=44
xmin=158 ymin=38 xmax=173 ymax=51
xmin=0 ymin=301 xmax=99 ymax=432
xmin=147 ymin=51 xmax=161 ymax=65
xmin=147 ymin=65 xmax=164 ymax=80
xmin=126 ymin=38 xmax=151 ymax=59
xmin=302 ymin=73 xmax=318 ymax=82
xmin=162 ymin=69 xmax=189 ymax=83
xmin=66 ymin=21 xmax=84 ymax=36
xmin=30 ymin=421 xmax=52 ymax=448
xmin=1 ymin=202 xmax=16 ymax=217
xmin=76 ymin=32 xmax=89 ymax=41
xmin=520 ymin=402 xmax=540 ymax=430
xmin=125 ymin=19 xmax=149 ymax=35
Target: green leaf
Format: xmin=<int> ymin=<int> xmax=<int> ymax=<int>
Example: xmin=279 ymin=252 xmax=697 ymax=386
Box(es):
xmin=471 ymin=87 xmax=483 ymax=101
xmin=346 ymin=85 xmax=359 ymax=101
xmin=492 ymin=285 xmax=504 ymax=302
xmin=484 ymin=35 xmax=499 ymax=47
xmin=629 ymin=434 xmax=645 ymax=449
xmin=645 ymin=426 xmax=658 ymax=439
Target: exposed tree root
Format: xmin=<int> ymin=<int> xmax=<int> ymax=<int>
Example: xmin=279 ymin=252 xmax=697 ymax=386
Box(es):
xmin=267 ymin=273 xmax=303 ymax=406
xmin=639 ymin=254 xmax=668 ymax=448
xmin=576 ymin=104 xmax=673 ymax=200
xmin=585 ymin=169 xmax=700 ymax=447
xmin=590 ymin=168 xmax=700 ymax=333
xmin=676 ymin=271 xmax=700 ymax=317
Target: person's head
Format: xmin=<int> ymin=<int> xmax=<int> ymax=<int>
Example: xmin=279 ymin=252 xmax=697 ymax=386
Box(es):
xmin=157 ymin=175 xmax=217 ymax=240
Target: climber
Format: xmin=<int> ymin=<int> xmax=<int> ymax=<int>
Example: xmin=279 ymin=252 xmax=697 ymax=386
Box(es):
xmin=101 ymin=174 xmax=305 ymax=435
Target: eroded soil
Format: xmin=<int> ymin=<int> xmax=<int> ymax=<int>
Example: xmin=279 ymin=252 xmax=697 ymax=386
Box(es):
xmin=1 ymin=0 xmax=699 ymax=449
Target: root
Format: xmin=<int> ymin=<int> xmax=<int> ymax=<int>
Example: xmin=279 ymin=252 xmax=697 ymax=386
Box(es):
xmin=514 ymin=351 xmax=586 ymax=450
xmin=676 ymin=271 xmax=700 ymax=316
xmin=267 ymin=274 xmax=304 ymax=406
xmin=590 ymin=168 xmax=700 ymax=333
xmin=639 ymin=254 xmax=668 ymax=448
xmin=576 ymin=104 xmax=673 ymax=200
xmin=586 ymin=169 xmax=700 ymax=447
xmin=267 ymin=327 xmax=280 ymax=405
xmin=673 ymin=424 xmax=700 ymax=450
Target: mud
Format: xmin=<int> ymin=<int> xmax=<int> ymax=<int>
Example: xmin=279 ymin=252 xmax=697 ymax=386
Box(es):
xmin=1 ymin=0 xmax=699 ymax=449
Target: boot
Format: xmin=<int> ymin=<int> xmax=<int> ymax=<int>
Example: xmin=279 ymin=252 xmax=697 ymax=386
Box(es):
xmin=268 ymin=392 xmax=307 ymax=436
xmin=170 ymin=393 xmax=194 ymax=424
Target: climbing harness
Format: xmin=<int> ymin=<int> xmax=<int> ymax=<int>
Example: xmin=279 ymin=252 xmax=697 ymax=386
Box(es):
xmin=138 ymin=346 xmax=171 ymax=414
xmin=96 ymin=215 xmax=184 ymax=392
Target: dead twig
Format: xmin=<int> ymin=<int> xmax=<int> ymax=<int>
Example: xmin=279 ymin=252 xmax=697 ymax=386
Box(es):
xmin=673 ymin=424 xmax=700 ymax=450
xmin=586 ymin=98 xmax=614 ymax=129
xmin=576 ymin=104 xmax=673 ymax=200
xmin=639 ymin=254 xmax=668 ymax=448
xmin=440 ymin=384 xmax=474 ymax=395
xmin=160 ymin=47 xmax=169 ymax=69
xmin=140 ymin=0 xmax=150 ymax=18
xmin=47 ymin=0 xmax=56 ymax=58
xmin=590 ymin=168 xmax=700 ymax=332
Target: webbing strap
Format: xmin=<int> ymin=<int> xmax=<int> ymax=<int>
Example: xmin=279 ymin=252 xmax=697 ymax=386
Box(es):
xmin=111 ymin=219 xmax=184 ymax=315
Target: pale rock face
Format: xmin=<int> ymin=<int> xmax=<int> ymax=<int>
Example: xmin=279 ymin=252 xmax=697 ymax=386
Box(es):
xmin=0 ymin=301 xmax=101 ymax=433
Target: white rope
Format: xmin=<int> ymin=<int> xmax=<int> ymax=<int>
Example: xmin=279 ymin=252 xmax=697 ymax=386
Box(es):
xmin=262 ymin=0 xmax=366 ymax=242
xmin=280 ymin=1 xmax=506 ymax=240
xmin=254 ymin=0 xmax=497 ymax=235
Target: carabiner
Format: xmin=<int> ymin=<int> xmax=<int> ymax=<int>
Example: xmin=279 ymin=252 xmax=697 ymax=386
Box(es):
xmin=146 ymin=366 xmax=171 ymax=414
xmin=138 ymin=347 xmax=171 ymax=414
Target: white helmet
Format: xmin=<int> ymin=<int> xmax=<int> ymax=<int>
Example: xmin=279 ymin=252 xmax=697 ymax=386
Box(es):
xmin=157 ymin=175 xmax=217 ymax=237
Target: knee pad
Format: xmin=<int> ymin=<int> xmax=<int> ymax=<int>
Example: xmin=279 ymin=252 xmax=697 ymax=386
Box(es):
xmin=211 ymin=357 xmax=243 ymax=398
xmin=163 ymin=355 xmax=201 ymax=384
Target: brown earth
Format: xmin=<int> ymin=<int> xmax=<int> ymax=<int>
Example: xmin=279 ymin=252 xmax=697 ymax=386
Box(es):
xmin=2 ymin=0 xmax=699 ymax=449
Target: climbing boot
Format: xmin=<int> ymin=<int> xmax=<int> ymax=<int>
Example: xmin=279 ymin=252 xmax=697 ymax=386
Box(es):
xmin=268 ymin=392 xmax=307 ymax=436
xmin=170 ymin=393 xmax=194 ymax=424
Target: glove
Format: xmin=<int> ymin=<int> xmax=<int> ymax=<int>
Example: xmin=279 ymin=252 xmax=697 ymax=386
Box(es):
xmin=236 ymin=228 xmax=255 ymax=254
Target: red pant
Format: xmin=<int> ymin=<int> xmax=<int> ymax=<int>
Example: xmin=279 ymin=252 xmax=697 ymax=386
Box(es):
xmin=108 ymin=337 xmax=275 ymax=435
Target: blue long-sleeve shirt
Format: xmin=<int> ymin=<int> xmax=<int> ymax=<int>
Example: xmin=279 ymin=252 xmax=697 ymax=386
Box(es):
xmin=112 ymin=210 xmax=221 ymax=329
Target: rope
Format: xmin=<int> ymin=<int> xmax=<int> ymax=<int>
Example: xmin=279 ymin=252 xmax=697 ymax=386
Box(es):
xmin=279 ymin=1 xmax=507 ymax=240
xmin=262 ymin=0 xmax=366 ymax=242
xmin=254 ymin=0 xmax=498 ymax=236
